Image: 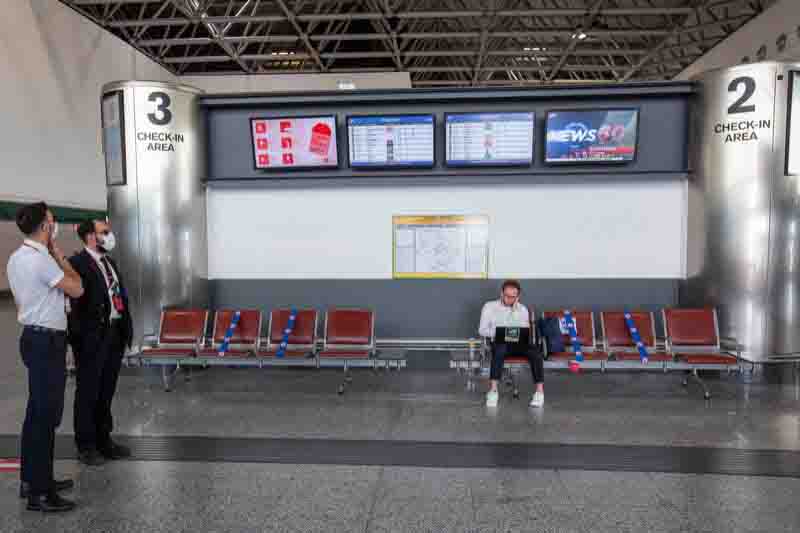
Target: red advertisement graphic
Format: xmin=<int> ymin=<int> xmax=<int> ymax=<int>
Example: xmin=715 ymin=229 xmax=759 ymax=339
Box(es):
xmin=251 ymin=117 xmax=337 ymax=169
xmin=309 ymin=122 xmax=332 ymax=157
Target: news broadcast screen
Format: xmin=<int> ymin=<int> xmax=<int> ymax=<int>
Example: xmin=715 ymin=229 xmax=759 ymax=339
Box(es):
xmin=545 ymin=109 xmax=639 ymax=163
xmin=445 ymin=112 xmax=534 ymax=167
xmin=251 ymin=116 xmax=338 ymax=169
xmin=348 ymin=115 xmax=434 ymax=168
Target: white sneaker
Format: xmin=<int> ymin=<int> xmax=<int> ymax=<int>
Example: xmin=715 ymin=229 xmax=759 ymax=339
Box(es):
xmin=486 ymin=390 xmax=499 ymax=407
xmin=530 ymin=391 xmax=544 ymax=407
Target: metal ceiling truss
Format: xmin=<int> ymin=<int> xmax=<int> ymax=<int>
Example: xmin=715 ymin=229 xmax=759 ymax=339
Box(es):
xmin=61 ymin=0 xmax=774 ymax=86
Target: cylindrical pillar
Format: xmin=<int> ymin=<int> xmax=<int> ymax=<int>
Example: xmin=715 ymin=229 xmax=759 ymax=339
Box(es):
xmin=101 ymin=81 xmax=208 ymax=346
xmin=685 ymin=61 xmax=800 ymax=362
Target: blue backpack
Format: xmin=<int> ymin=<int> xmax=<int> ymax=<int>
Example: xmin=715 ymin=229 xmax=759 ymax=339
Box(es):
xmin=537 ymin=317 xmax=564 ymax=355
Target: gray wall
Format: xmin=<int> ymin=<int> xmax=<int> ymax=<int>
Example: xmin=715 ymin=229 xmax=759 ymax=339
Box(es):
xmin=211 ymin=279 xmax=678 ymax=339
xmin=202 ymin=85 xmax=691 ymax=182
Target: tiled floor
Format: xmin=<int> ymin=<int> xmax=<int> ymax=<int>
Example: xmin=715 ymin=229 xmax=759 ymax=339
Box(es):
xmin=2 ymin=461 xmax=799 ymax=533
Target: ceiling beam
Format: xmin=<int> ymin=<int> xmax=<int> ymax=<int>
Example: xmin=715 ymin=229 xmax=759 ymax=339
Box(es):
xmin=138 ymin=27 xmax=671 ymax=46
xmin=546 ymin=0 xmax=607 ymax=81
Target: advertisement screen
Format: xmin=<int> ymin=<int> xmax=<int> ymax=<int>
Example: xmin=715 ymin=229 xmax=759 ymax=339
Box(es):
xmin=251 ymin=116 xmax=338 ymax=169
xmin=446 ymin=112 xmax=534 ymax=166
xmin=348 ymin=115 xmax=434 ymax=168
xmin=545 ymin=109 xmax=638 ymax=163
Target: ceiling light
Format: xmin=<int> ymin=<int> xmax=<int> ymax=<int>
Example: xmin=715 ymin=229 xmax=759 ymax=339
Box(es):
xmin=571 ymin=30 xmax=587 ymax=40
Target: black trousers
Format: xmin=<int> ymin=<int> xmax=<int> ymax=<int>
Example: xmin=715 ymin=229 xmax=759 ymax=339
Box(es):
xmin=20 ymin=328 xmax=67 ymax=496
xmin=74 ymin=321 xmax=124 ymax=453
xmin=490 ymin=343 xmax=544 ymax=384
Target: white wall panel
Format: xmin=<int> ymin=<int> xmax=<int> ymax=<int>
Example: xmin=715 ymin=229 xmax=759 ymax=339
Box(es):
xmin=0 ymin=0 xmax=174 ymax=211
xmin=207 ymin=180 xmax=686 ymax=280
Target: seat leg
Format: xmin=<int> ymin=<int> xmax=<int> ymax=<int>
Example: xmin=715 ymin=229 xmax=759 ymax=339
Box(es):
xmin=687 ymin=368 xmax=711 ymax=400
xmin=511 ymin=372 xmax=519 ymax=399
xmin=338 ymin=363 xmax=350 ymax=395
xmin=162 ymin=365 xmax=179 ymax=392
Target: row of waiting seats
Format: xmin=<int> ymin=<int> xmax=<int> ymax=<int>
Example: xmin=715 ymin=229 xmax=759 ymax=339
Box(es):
xmin=132 ymin=308 xmax=387 ymax=393
xmin=495 ymin=308 xmax=739 ymax=399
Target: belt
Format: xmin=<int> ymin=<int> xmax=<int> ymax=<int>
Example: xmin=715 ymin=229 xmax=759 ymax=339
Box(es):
xmin=24 ymin=325 xmax=66 ymax=337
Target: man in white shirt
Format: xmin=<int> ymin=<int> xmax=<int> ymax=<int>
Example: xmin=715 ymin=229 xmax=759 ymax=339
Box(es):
xmin=478 ymin=280 xmax=544 ymax=408
xmin=7 ymin=202 xmax=83 ymax=512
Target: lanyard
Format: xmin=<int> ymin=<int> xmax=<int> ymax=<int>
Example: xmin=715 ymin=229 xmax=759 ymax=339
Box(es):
xmin=562 ymin=310 xmax=584 ymax=363
xmin=623 ymin=310 xmax=649 ymax=363
xmin=276 ymin=309 xmax=298 ymax=359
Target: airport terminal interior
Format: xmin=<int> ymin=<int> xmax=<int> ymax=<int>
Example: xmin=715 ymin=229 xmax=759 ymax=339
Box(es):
xmin=3 ymin=0 xmax=800 ymax=532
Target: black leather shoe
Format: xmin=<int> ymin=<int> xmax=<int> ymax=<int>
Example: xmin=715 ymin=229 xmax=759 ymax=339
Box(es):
xmin=99 ymin=441 xmax=132 ymax=460
xmin=26 ymin=492 xmax=76 ymax=513
xmin=20 ymin=479 xmax=74 ymax=499
xmin=78 ymin=449 xmax=107 ymax=466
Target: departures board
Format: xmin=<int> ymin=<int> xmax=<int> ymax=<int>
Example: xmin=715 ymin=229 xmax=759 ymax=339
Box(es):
xmin=348 ymin=115 xmax=435 ymax=168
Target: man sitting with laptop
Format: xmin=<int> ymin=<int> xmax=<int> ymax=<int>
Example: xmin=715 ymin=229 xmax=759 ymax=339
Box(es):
xmin=478 ymin=279 xmax=544 ymax=408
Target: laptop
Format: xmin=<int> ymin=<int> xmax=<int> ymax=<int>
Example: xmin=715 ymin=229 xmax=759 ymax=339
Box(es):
xmin=494 ymin=326 xmax=531 ymax=346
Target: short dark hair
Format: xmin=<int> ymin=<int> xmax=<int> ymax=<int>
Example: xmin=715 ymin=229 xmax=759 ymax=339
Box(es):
xmin=77 ymin=218 xmax=99 ymax=243
xmin=15 ymin=202 xmax=49 ymax=236
xmin=501 ymin=279 xmax=522 ymax=293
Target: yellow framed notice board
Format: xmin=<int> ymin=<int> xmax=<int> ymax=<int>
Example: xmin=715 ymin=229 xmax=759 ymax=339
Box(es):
xmin=392 ymin=215 xmax=489 ymax=279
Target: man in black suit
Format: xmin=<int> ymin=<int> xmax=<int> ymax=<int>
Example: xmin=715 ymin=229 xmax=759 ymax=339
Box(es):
xmin=68 ymin=219 xmax=133 ymax=466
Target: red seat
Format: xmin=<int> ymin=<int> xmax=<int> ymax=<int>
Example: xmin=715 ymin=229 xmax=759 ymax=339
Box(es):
xmin=319 ymin=308 xmax=375 ymax=359
xmin=600 ymin=310 xmax=670 ymax=361
xmin=138 ymin=347 xmax=196 ymax=358
xmin=614 ymin=351 xmax=673 ymax=362
xmin=663 ymin=308 xmax=738 ymax=366
xmin=197 ymin=310 xmax=262 ymax=358
xmin=663 ymin=308 xmax=718 ymax=346
xmin=548 ymin=351 xmax=609 ymax=361
xmin=140 ymin=309 xmax=208 ymax=358
xmin=504 ymin=356 xmax=530 ymax=364
xmin=258 ymin=309 xmax=318 ymax=358
xmin=541 ymin=310 xmax=600 ymax=359
xmin=677 ymin=353 xmax=738 ymax=365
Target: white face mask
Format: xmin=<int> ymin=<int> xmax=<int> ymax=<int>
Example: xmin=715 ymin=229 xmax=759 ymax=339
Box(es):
xmin=99 ymin=231 xmax=116 ymax=252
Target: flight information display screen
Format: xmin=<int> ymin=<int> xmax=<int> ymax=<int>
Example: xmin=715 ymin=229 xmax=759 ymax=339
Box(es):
xmin=545 ymin=109 xmax=639 ymax=163
xmin=446 ymin=112 xmax=534 ymax=166
xmin=348 ymin=115 xmax=434 ymax=168
xmin=251 ymin=116 xmax=338 ymax=169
